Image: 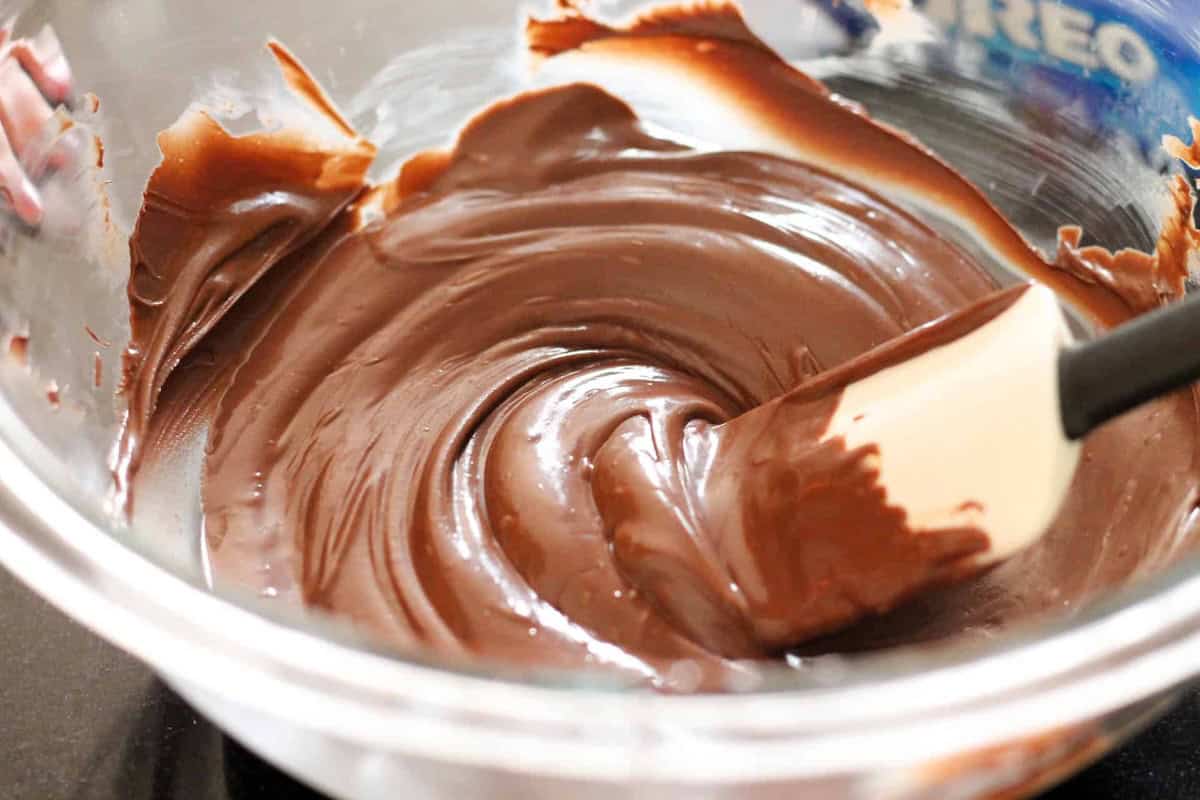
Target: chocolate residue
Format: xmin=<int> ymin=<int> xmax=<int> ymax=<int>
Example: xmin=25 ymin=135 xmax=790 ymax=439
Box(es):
xmin=527 ymin=0 xmax=775 ymax=60
xmin=116 ymin=41 xmax=375 ymax=486
xmin=1056 ymin=177 xmax=1199 ymax=313
xmin=1164 ymin=117 xmax=1200 ymax=169
xmin=8 ymin=333 xmax=28 ymax=368
xmin=118 ymin=3 xmax=1200 ymax=687
xmin=84 ymin=324 xmax=110 ymax=348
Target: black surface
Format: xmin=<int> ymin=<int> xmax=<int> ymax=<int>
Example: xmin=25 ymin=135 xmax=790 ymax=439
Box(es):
xmin=1 ymin=567 xmax=1197 ymax=800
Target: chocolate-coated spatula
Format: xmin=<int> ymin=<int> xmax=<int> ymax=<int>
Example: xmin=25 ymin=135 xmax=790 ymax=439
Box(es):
xmin=808 ymin=283 xmax=1200 ymax=569
xmin=685 ymin=284 xmax=1200 ymax=649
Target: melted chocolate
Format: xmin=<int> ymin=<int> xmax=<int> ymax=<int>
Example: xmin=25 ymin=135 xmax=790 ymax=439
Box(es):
xmin=119 ymin=8 xmax=1200 ymax=689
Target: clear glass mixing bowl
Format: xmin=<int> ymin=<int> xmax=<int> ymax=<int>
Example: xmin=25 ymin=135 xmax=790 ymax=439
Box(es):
xmin=1 ymin=0 xmax=1199 ymax=797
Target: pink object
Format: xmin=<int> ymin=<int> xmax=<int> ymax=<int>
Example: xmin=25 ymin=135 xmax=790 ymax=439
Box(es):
xmin=0 ymin=22 xmax=73 ymax=225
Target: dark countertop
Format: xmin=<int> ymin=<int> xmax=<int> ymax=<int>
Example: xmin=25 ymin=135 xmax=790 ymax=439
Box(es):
xmin=2 ymin=567 xmax=1197 ymax=800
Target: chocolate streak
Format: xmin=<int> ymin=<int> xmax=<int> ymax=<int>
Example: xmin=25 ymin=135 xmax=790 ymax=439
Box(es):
xmin=121 ymin=8 xmax=1200 ymax=688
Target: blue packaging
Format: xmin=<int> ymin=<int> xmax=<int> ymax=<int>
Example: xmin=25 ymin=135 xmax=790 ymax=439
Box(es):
xmin=817 ymin=0 xmax=1200 ymax=164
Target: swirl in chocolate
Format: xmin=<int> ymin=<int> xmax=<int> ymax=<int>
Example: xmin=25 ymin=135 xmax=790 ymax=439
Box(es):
xmin=120 ymin=7 xmax=1200 ymax=689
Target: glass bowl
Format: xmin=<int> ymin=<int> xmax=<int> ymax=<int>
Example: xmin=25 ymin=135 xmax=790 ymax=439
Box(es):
xmin=1 ymin=0 xmax=1199 ymax=797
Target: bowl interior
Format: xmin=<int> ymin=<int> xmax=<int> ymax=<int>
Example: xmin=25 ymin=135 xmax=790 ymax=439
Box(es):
xmin=2 ymin=0 xmax=1198 ymax=693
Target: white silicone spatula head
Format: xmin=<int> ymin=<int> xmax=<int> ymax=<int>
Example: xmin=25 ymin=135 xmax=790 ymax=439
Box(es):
xmin=828 ymin=283 xmax=1080 ymax=566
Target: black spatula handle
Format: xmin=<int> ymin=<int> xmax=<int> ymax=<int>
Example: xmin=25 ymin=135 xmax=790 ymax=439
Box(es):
xmin=1060 ymin=290 xmax=1200 ymax=440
